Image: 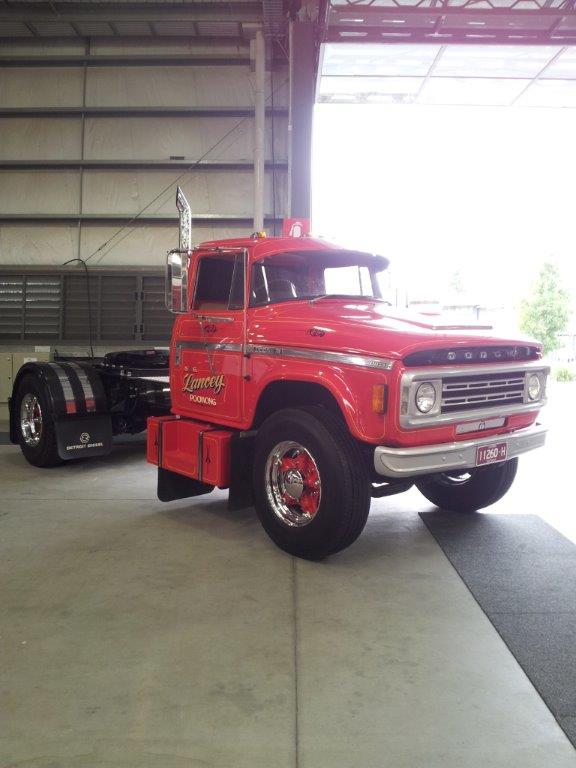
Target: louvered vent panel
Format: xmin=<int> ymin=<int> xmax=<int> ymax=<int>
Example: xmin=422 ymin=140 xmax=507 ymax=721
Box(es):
xmin=62 ymin=274 xmax=99 ymax=340
xmin=142 ymin=275 xmax=173 ymax=343
xmin=0 ymin=270 xmax=167 ymax=344
xmin=100 ymin=276 xmax=138 ymax=341
xmin=0 ymin=276 xmax=24 ymax=338
xmin=24 ymin=276 xmax=61 ymax=339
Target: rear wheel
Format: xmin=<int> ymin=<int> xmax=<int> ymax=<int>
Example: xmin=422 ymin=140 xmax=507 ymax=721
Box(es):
xmin=14 ymin=375 xmax=61 ymax=467
xmin=253 ymin=406 xmax=371 ymax=559
xmin=416 ymin=458 xmax=518 ymax=513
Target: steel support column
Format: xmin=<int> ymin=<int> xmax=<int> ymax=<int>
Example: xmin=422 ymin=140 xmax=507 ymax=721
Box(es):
xmin=289 ymin=20 xmax=315 ymax=219
xmin=253 ymin=29 xmax=266 ymax=232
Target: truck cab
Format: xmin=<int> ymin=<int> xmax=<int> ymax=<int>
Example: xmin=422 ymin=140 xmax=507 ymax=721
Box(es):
xmin=146 ymin=188 xmax=549 ymax=559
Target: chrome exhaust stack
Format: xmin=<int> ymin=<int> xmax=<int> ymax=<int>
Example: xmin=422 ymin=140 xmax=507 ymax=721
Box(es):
xmin=165 ymin=186 xmax=192 ymax=313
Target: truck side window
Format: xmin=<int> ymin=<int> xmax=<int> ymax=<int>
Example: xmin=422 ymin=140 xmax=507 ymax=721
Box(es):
xmin=194 ymin=254 xmax=245 ymax=311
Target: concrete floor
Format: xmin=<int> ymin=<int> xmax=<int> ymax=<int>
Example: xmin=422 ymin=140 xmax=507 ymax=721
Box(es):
xmin=1 ymin=388 xmax=575 ymax=767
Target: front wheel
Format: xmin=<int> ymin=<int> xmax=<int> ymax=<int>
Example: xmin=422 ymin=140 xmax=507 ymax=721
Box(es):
xmin=416 ymin=458 xmax=518 ymax=513
xmin=253 ymin=406 xmax=371 ymax=559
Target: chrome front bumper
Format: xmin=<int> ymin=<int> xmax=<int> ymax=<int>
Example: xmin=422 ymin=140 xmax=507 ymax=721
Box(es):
xmin=374 ymin=423 xmax=547 ymax=479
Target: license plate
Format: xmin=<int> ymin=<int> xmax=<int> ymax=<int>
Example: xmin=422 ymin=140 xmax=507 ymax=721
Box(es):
xmin=476 ymin=442 xmax=507 ymax=466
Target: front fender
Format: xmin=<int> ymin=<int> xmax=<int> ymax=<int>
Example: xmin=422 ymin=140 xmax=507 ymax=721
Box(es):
xmin=248 ymin=357 xmax=389 ymax=443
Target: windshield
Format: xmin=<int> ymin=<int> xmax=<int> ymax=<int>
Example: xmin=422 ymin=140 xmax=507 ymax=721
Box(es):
xmin=249 ymin=249 xmax=389 ymax=307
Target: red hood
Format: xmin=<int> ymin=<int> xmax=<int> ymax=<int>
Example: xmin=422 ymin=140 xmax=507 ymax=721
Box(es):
xmin=249 ymin=300 xmax=539 ymax=361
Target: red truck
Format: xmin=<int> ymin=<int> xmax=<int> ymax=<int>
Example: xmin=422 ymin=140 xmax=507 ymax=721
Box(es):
xmin=10 ymin=188 xmax=549 ymax=559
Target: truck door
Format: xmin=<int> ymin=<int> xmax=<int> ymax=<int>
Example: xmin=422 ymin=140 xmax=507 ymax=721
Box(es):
xmin=171 ymin=250 xmax=246 ymax=425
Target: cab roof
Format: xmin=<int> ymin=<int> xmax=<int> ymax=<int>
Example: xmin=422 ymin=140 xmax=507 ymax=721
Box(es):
xmin=194 ymin=235 xmax=352 ymax=262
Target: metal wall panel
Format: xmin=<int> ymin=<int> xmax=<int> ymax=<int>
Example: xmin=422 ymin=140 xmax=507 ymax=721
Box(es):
xmin=0 ymin=68 xmax=84 ymax=107
xmin=0 ymin=41 xmax=86 ymax=56
xmin=82 ymin=170 xmax=287 ymax=216
xmin=0 ymin=118 xmax=82 ymax=160
xmin=0 ymin=171 xmax=80 ymax=213
xmin=0 ymin=39 xmax=289 ymax=274
xmin=86 ymin=67 xmax=287 ymax=108
xmin=0 ymin=225 xmax=78 ymax=264
xmin=78 ymin=223 xmax=247 ymax=265
xmin=83 ymin=116 xmax=287 ymax=162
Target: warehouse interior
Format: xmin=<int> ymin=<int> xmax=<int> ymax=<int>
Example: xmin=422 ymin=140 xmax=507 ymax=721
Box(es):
xmin=2 ymin=1 xmax=576 ymax=766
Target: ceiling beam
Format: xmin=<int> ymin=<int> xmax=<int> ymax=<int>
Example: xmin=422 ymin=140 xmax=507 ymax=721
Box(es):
xmin=0 ymin=35 xmax=250 ymax=46
xmin=0 ymin=160 xmax=289 ymax=170
xmin=0 ymin=106 xmax=289 ymax=118
xmin=0 ymin=213 xmax=282 ymax=224
xmin=0 ymin=54 xmax=254 ymax=66
xmin=0 ymin=2 xmax=262 ymax=23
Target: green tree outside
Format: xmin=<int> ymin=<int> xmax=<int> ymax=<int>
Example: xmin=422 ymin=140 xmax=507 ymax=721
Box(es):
xmin=520 ymin=262 xmax=570 ymax=355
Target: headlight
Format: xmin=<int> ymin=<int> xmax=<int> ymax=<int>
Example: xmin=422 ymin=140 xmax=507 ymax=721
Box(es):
xmin=527 ymin=373 xmax=541 ymax=401
xmin=415 ymin=382 xmax=436 ymax=413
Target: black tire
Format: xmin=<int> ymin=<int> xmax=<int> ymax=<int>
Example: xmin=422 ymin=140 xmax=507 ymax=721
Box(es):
xmin=14 ymin=374 xmax=62 ymax=468
xmin=416 ymin=458 xmax=518 ymax=513
xmin=253 ymin=406 xmax=371 ymax=559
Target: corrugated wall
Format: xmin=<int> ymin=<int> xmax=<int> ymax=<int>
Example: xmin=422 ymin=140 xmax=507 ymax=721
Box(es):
xmin=0 ymin=38 xmax=289 ymax=268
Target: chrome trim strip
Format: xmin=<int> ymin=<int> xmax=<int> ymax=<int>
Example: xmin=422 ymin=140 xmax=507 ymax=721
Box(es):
xmin=138 ymin=375 xmax=171 ymax=384
xmin=176 ymin=340 xmax=242 ymax=366
xmin=374 ymin=423 xmax=547 ymax=478
xmin=404 ymin=361 xmax=549 ymax=381
xmin=245 ymin=344 xmax=395 ymax=371
xmin=404 ymin=399 xmax=545 ymax=429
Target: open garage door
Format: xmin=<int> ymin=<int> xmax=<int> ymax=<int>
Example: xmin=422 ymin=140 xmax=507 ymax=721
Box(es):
xmin=312 ymin=1 xmax=576 ymax=353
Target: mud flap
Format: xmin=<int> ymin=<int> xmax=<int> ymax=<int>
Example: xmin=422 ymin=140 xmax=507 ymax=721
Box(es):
xmin=157 ymin=467 xmax=214 ymax=502
xmin=228 ymin=431 xmax=256 ymax=511
xmin=54 ymin=415 xmax=113 ymax=461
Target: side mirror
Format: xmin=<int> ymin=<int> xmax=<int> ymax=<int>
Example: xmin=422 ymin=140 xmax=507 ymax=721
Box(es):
xmin=165 ymin=186 xmax=192 ymax=313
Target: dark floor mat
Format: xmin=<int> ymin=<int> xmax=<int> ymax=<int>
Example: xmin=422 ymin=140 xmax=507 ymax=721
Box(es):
xmin=420 ymin=511 xmax=576 ymax=749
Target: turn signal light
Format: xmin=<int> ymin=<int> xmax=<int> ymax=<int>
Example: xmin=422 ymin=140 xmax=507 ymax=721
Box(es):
xmin=372 ymin=384 xmax=388 ymax=414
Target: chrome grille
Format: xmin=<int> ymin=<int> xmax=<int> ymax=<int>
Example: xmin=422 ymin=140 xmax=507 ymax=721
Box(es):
xmin=441 ymin=372 xmax=525 ymax=414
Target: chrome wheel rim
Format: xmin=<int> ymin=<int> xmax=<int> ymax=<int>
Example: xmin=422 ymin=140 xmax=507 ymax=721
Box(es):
xmin=265 ymin=440 xmax=322 ymax=527
xmin=20 ymin=393 xmax=43 ymax=446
